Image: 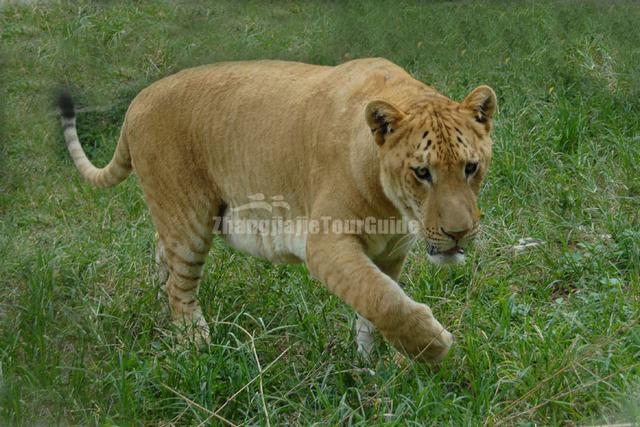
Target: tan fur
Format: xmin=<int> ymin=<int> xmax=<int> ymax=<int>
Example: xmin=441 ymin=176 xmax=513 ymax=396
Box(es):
xmin=60 ymin=58 xmax=496 ymax=363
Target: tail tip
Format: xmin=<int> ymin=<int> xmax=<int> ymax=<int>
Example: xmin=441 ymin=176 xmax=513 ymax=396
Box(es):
xmin=57 ymin=90 xmax=75 ymax=119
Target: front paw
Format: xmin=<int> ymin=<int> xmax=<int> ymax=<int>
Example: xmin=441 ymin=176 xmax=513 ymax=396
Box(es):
xmin=381 ymin=303 xmax=453 ymax=363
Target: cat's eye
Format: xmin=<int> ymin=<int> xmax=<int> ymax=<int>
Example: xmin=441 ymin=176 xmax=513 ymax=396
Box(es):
xmin=465 ymin=162 xmax=478 ymax=177
xmin=412 ymin=166 xmax=432 ymax=182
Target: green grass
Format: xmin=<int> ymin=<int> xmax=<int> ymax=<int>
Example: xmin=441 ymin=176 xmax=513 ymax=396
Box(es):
xmin=1 ymin=0 xmax=640 ymax=424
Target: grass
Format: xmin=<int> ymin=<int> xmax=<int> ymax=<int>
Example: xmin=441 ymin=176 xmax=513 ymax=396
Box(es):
xmin=1 ymin=0 xmax=639 ymax=424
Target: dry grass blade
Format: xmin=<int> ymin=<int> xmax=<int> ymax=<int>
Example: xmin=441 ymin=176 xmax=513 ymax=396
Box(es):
xmin=488 ymin=317 xmax=640 ymax=425
xmin=495 ymin=363 xmax=639 ymax=425
xmin=207 ymin=319 xmax=279 ymax=427
xmin=333 ymin=327 xmax=451 ymax=424
xmin=161 ymin=383 xmax=237 ymax=427
xmin=203 ymin=346 xmax=289 ymax=426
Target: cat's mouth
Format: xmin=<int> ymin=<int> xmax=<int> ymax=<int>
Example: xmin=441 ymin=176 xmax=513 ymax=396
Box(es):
xmin=426 ymin=243 xmax=466 ymax=265
xmin=427 ymin=244 xmax=464 ymax=256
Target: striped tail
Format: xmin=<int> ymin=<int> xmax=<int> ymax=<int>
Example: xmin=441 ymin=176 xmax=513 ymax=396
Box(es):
xmin=57 ymin=92 xmax=132 ymax=188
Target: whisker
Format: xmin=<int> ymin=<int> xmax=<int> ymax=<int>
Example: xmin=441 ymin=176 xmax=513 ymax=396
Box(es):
xmin=388 ymin=232 xmax=418 ymax=257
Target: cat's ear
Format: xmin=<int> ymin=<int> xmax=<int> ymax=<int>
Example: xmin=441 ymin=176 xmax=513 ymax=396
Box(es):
xmin=365 ymin=100 xmax=406 ymax=146
xmin=462 ymin=85 xmax=497 ymax=131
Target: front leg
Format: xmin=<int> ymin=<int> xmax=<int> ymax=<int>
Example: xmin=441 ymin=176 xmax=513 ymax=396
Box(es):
xmin=306 ymin=233 xmax=453 ymax=363
xmin=356 ymin=256 xmax=405 ymax=358
xmin=355 ymin=314 xmax=376 ymax=358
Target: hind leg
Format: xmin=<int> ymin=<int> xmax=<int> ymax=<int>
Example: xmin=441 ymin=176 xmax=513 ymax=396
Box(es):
xmin=165 ymin=260 xmax=209 ymax=342
xmin=125 ymin=104 xmax=220 ymax=343
xmin=147 ymin=188 xmax=218 ymax=343
xmin=158 ymin=228 xmax=214 ymax=342
xmin=158 ymin=209 xmax=216 ymax=342
xmin=155 ymin=232 xmax=170 ymax=299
